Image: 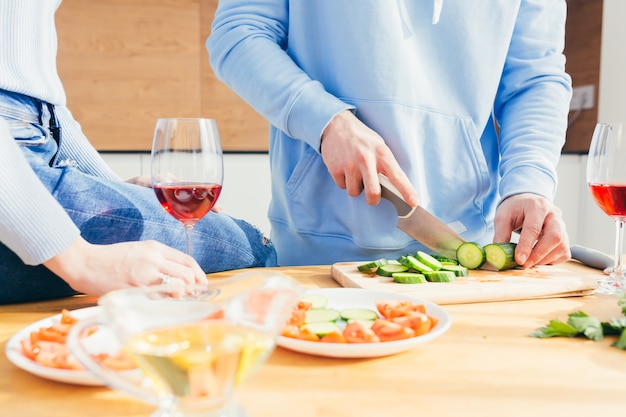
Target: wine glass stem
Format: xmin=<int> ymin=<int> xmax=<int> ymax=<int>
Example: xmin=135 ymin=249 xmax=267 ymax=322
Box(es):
xmin=613 ymin=220 xmax=625 ymax=275
xmin=185 ymin=224 xmax=194 ymax=257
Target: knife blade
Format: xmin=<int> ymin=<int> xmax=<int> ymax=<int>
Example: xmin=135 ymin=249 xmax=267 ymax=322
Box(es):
xmin=378 ymin=174 xmax=465 ymax=260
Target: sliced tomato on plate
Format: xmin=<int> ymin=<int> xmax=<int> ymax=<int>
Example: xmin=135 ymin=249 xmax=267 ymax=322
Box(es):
xmin=342 ymin=321 xmax=380 ymax=343
xmin=371 ymin=319 xmax=416 ymax=342
xmin=376 ymin=300 xmax=427 ymax=319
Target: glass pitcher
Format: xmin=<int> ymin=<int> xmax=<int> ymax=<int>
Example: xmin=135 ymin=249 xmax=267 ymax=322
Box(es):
xmin=67 ymin=271 xmax=304 ymax=417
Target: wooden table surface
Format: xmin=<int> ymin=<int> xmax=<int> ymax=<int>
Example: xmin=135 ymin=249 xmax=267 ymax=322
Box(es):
xmin=1 ymin=263 xmax=626 ymax=417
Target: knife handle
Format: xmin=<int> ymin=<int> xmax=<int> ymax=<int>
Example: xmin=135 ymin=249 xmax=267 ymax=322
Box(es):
xmin=570 ymin=244 xmax=614 ymax=271
xmin=378 ymin=174 xmax=413 ymax=216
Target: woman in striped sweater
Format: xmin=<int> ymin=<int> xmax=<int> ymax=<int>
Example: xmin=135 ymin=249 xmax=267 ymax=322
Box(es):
xmin=0 ymin=0 xmax=277 ymax=304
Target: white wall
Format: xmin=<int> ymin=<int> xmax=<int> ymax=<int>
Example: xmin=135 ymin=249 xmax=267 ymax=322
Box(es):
xmin=101 ymin=153 xmax=273 ymax=237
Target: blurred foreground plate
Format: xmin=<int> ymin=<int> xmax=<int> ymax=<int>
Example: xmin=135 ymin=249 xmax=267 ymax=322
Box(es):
xmin=5 ymin=306 xmax=112 ymax=386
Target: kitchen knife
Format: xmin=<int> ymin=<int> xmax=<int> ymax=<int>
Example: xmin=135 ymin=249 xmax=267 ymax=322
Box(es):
xmin=570 ymin=244 xmax=614 ymax=272
xmin=378 ymin=174 xmax=465 ymax=260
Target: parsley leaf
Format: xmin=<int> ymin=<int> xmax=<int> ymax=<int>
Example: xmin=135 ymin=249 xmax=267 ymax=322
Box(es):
xmin=531 ymin=294 xmax=626 ymax=349
xmin=530 ymin=319 xmax=579 ymax=338
xmin=602 ymin=317 xmax=626 ymax=336
xmin=619 ymin=296 xmax=626 ymax=316
xmin=568 ymin=312 xmax=603 ymax=341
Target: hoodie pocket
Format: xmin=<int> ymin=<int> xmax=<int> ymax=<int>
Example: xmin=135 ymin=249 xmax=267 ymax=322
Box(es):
xmin=283 ymin=101 xmax=493 ymax=250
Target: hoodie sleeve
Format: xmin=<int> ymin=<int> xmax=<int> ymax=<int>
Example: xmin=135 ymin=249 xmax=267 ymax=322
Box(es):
xmin=494 ymin=0 xmax=572 ymax=202
xmin=206 ymin=0 xmax=353 ymax=153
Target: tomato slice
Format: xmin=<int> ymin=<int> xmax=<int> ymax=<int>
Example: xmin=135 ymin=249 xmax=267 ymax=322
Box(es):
xmin=371 ymin=319 xmax=416 ymax=342
xmin=376 ymin=300 xmax=427 ymax=319
xmin=319 ymin=330 xmax=347 ymax=343
xmin=391 ymin=312 xmax=432 ymax=336
xmin=342 ymin=321 xmax=380 ymax=343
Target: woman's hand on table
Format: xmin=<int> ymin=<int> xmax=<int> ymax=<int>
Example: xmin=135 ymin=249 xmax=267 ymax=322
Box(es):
xmin=43 ymin=236 xmax=207 ymax=296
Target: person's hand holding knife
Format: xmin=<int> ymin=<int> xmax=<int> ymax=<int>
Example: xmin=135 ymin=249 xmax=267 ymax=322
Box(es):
xmin=320 ymin=110 xmax=419 ymax=207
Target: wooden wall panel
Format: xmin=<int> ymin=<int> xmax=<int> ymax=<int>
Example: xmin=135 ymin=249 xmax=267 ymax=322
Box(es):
xmin=56 ymin=0 xmax=268 ymax=152
xmin=563 ymin=0 xmax=603 ymax=153
xmin=56 ymin=0 xmax=601 ymax=153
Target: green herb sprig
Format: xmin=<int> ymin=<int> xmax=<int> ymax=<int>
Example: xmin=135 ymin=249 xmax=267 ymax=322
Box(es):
xmin=530 ymin=294 xmax=626 ymax=350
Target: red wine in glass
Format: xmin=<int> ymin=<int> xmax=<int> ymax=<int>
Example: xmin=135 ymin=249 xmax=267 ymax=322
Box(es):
xmin=154 ymin=183 xmax=222 ymax=227
xmin=589 ymin=183 xmax=626 ymax=219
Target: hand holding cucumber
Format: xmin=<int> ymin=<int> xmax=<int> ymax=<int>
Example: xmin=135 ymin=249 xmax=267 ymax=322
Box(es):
xmin=493 ymin=193 xmax=570 ymax=269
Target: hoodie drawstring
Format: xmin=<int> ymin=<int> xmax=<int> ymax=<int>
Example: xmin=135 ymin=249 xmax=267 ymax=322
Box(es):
xmin=432 ymin=0 xmax=443 ymax=24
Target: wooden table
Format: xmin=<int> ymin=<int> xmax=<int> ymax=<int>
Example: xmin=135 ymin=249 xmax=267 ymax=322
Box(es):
xmin=2 ymin=263 xmax=626 ymax=417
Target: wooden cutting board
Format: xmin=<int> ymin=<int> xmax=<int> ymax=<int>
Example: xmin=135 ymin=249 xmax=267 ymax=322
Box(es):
xmin=330 ymin=261 xmax=599 ymax=305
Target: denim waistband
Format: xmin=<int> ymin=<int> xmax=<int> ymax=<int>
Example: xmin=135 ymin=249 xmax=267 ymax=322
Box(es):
xmin=0 ymin=89 xmax=61 ymax=166
xmin=0 ymin=89 xmax=45 ymax=123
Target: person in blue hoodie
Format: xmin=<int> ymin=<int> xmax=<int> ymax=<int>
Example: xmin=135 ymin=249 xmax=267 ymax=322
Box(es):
xmin=207 ymin=0 xmax=573 ymax=268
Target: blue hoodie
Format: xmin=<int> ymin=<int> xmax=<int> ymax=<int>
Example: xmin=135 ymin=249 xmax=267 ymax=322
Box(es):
xmin=208 ymin=0 xmax=572 ymax=265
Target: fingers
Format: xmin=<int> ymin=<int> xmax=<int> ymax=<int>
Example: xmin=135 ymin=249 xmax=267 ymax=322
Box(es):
xmin=158 ymin=245 xmax=207 ymax=285
xmin=494 ymin=194 xmax=570 ymax=268
xmin=517 ymin=212 xmax=570 ymax=268
xmin=376 ymin=170 xmax=419 ymax=207
xmin=321 ymin=110 xmax=418 ymax=206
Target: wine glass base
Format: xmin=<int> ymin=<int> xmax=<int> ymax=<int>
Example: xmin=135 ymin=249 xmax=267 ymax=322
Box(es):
xmin=594 ymin=277 xmax=626 ymax=295
xmin=151 ymin=404 xmax=247 ymax=417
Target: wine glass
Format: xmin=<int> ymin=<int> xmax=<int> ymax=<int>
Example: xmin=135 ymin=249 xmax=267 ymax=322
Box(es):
xmin=586 ymin=122 xmax=626 ymax=295
xmin=151 ymin=118 xmax=223 ymax=257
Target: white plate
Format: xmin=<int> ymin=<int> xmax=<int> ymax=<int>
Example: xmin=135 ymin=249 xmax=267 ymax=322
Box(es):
xmin=277 ymin=288 xmax=451 ymax=358
xmin=5 ymin=306 xmax=117 ymax=386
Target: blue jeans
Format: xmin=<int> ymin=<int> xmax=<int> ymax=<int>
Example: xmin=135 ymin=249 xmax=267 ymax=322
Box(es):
xmin=0 ymin=90 xmax=277 ymax=304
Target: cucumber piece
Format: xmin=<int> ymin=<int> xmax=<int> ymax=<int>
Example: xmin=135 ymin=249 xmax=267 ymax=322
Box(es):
xmin=456 ymin=242 xmax=486 ymax=269
xmin=423 ymin=270 xmax=457 ymax=283
xmin=301 ymin=321 xmax=341 ymax=337
xmin=404 ymin=255 xmax=435 ymax=273
xmin=376 ymin=263 xmax=409 ymax=277
xmin=484 ymin=242 xmax=519 ymax=271
xmin=397 ymin=255 xmax=409 ymax=266
xmin=298 ymin=294 xmax=328 ymax=309
xmin=357 ymin=258 xmax=388 ymax=272
xmin=392 ymin=272 xmax=427 ymax=284
xmin=340 ymin=308 xmax=379 ymax=321
xmin=440 ymin=264 xmax=469 ymax=277
xmin=415 ymin=251 xmax=443 ymax=271
xmin=305 ymin=308 xmax=340 ymax=323
xmin=346 ymin=319 xmax=375 ymax=328
xmin=430 ymin=254 xmax=458 ymax=265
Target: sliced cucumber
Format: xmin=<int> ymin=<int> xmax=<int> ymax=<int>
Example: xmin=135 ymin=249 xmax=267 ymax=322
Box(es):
xmin=340 ymin=308 xmax=379 ymax=321
xmin=424 ymin=270 xmax=457 ymax=283
xmin=456 ymin=242 xmax=486 ymax=270
xmin=404 ymin=255 xmax=435 ymax=273
xmin=376 ymin=263 xmax=410 ymax=277
xmin=305 ymin=308 xmax=340 ymax=323
xmin=346 ymin=319 xmax=375 ymax=328
xmin=298 ymin=294 xmax=328 ymax=309
xmin=357 ymin=258 xmax=388 ymax=272
xmin=392 ymin=272 xmax=427 ymax=284
xmin=484 ymin=242 xmax=519 ymax=271
xmin=415 ymin=251 xmax=443 ymax=271
xmin=301 ymin=321 xmax=341 ymax=337
xmin=430 ymin=254 xmax=458 ymax=265
xmin=440 ymin=264 xmax=469 ymax=277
